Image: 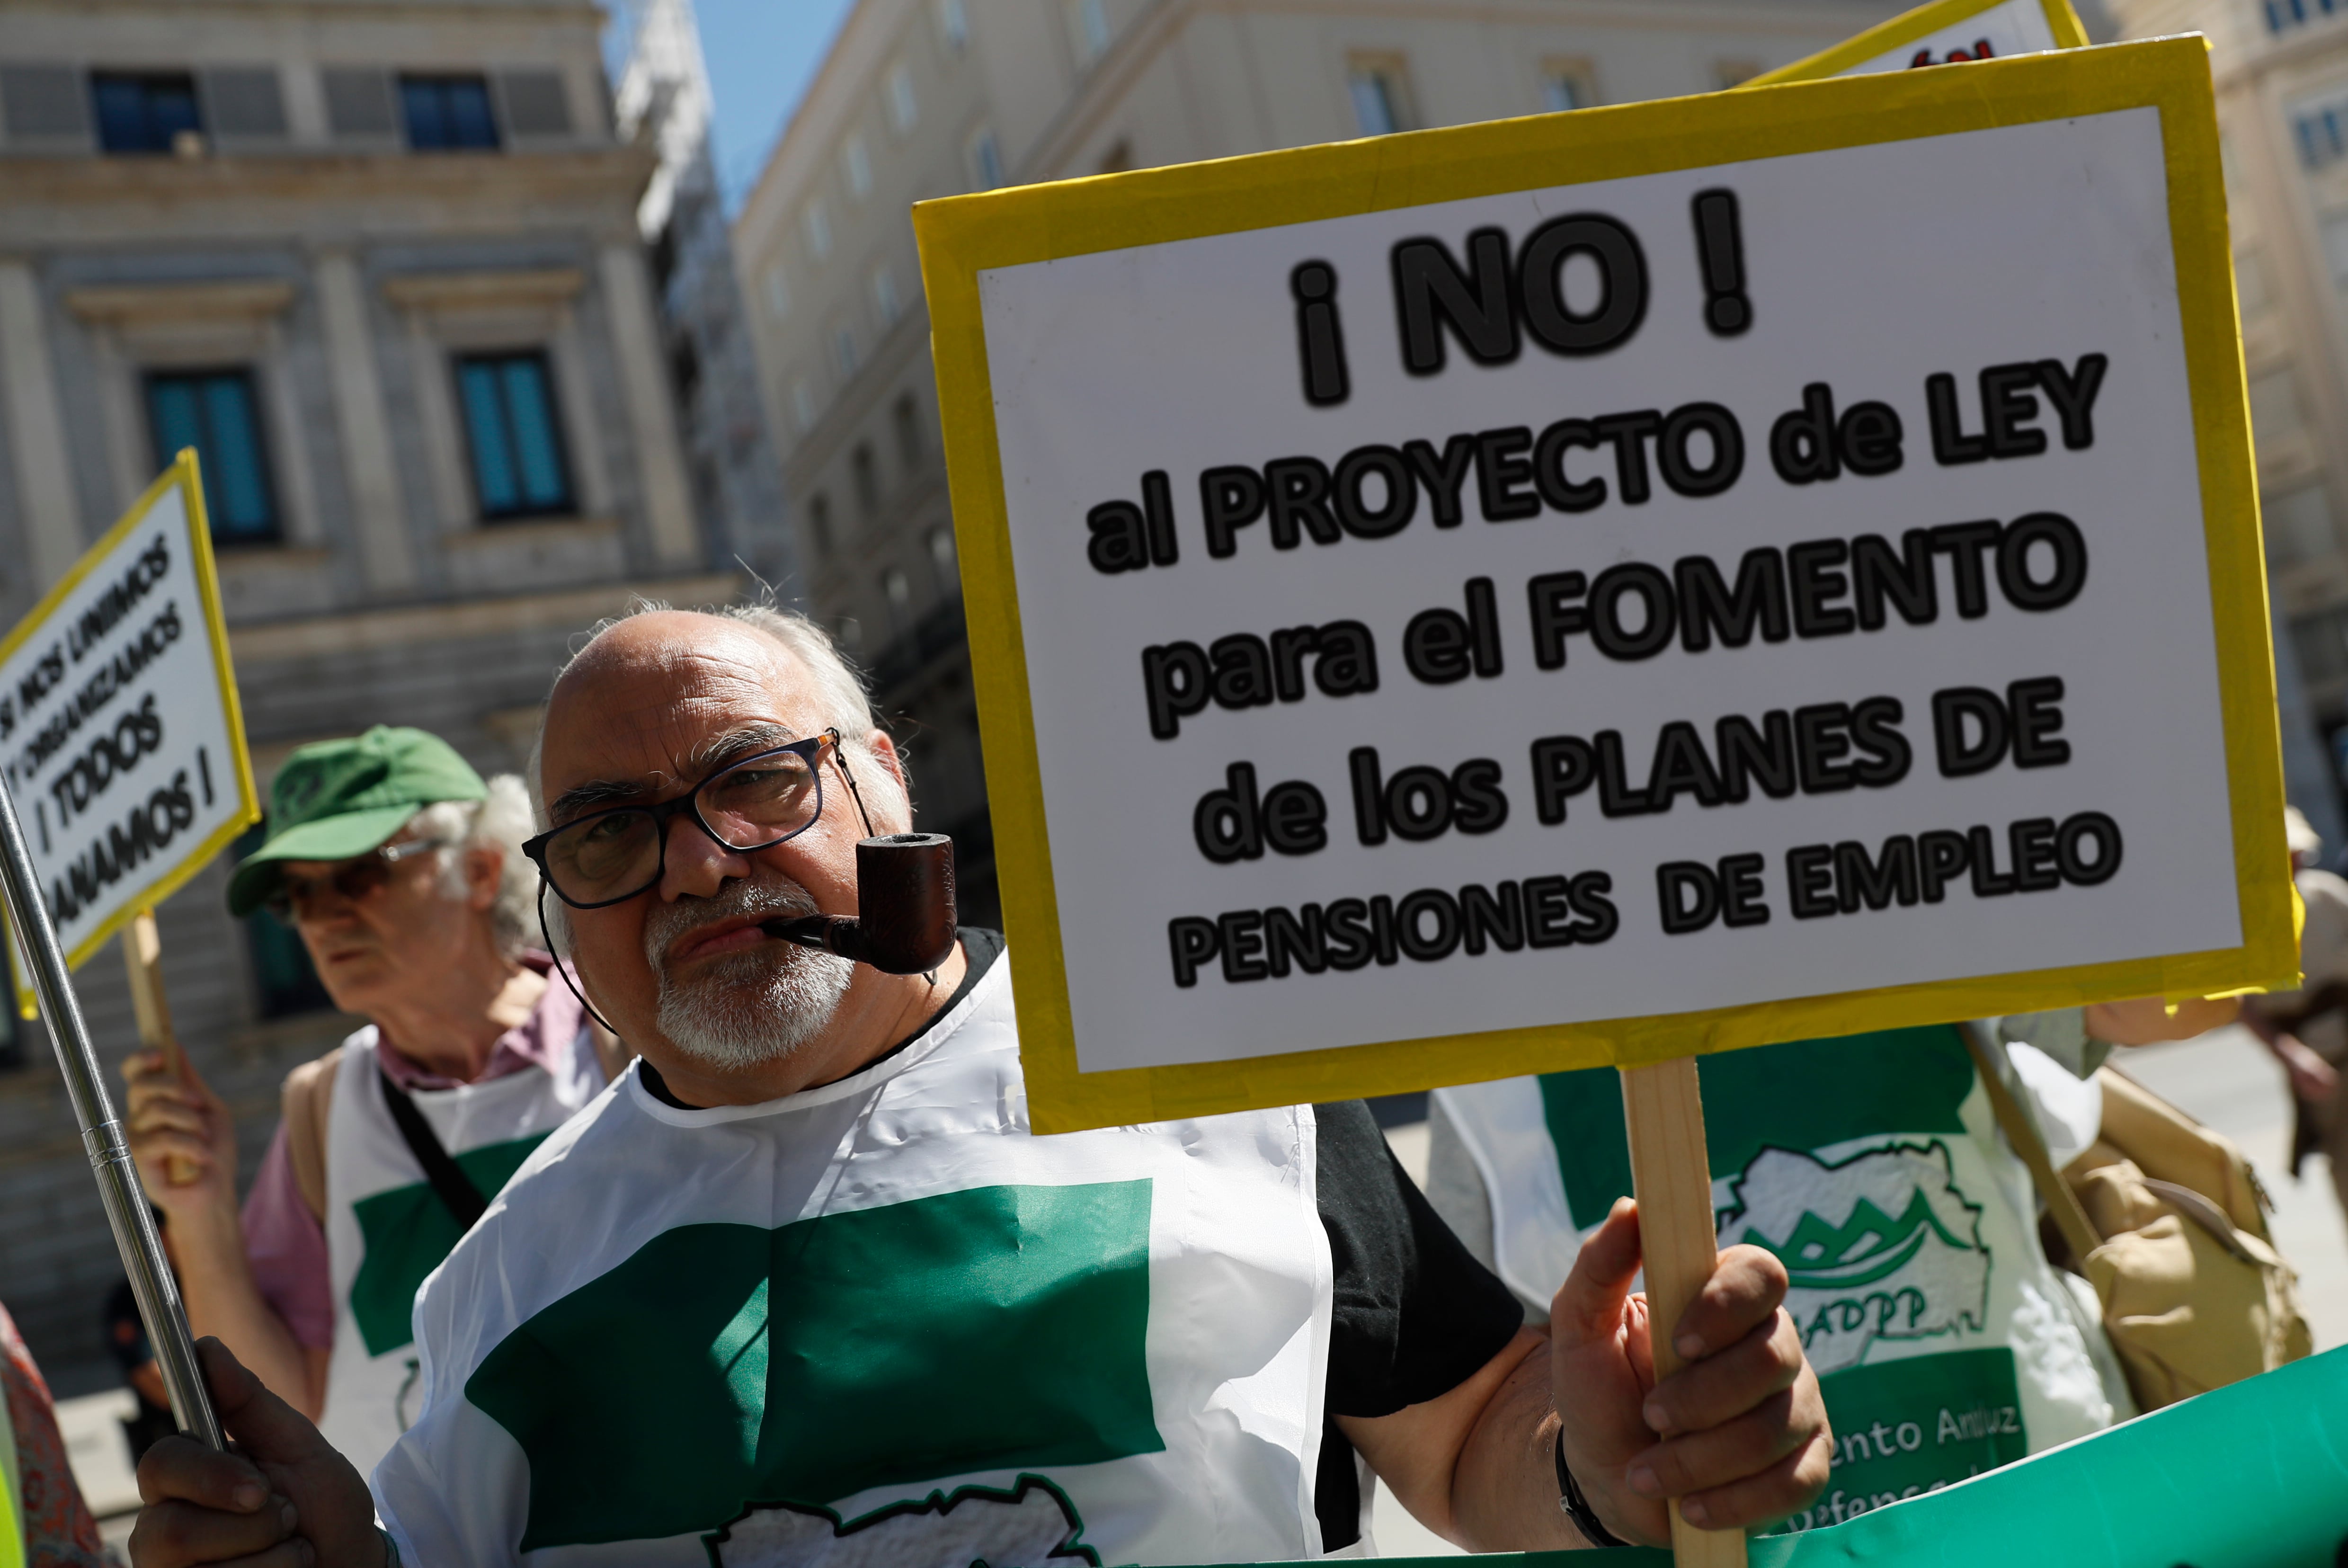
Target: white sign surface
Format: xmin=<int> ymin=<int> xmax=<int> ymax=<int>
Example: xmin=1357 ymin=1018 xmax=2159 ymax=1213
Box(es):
xmin=917 ymin=42 xmax=2287 ymax=1128
xmin=1 ymin=455 xmax=258 ymax=985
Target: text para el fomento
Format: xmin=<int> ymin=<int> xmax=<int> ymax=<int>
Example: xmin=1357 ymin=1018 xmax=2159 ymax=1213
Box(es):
xmin=1077 ymin=197 xmax=2130 ymax=989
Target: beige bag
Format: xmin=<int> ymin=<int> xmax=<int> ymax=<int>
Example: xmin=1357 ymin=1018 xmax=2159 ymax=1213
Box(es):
xmin=1960 ymin=1026 xmax=2312 ymax=1412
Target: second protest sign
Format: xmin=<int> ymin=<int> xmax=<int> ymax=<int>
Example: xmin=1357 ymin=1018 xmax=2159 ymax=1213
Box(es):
xmin=916 ymin=38 xmax=2294 ymax=1134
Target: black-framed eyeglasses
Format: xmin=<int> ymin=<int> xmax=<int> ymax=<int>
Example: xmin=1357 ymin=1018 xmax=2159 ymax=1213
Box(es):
xmin=523 ymin=728 xmax=875 ymax=909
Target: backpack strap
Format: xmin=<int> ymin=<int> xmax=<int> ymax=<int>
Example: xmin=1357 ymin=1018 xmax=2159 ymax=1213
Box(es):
xmin=1957 ymin=1019 xmax=2104 ymax=1265
xmin=376 ymin=1065 xmax=489 ymax=1230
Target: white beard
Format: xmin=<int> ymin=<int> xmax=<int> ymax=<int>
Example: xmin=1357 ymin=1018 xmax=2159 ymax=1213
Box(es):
xmin=643 ymin=877 xmax=856 ymax=1069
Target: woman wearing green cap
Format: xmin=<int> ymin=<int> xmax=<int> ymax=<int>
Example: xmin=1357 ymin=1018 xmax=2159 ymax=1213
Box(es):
xmin=121 ymin=726 xmax=627 ymax=1480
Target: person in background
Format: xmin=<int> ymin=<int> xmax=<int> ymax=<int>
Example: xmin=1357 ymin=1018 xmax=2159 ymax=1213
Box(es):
xmin=102 ymin=1281 xmax=174 ymax=1465
xmin=1424 ymin=996 xmax=2234 ymax=1530
xmin=2242 ymin=806 xmax=2347 ymax=1236
xmin=120 ymin=728 xmax=624 ymax=1480
xmin=1 ymin=1298 xmax=106 ymax=1567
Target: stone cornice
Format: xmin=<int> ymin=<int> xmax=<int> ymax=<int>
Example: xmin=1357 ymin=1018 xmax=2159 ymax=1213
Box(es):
xmin=0 ymin=146 xmax=657 ymax=245
xmin=226 ymin=570 xmax=742 ymax=661
xmin=64 ymin=278 xmax=296 ymax=321
xmin=382 ymin=267 xmax=585 ymax=311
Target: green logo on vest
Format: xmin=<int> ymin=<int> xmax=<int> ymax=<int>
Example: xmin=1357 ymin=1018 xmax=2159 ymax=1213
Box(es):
xmin=1719 ymin=1140 xmax=1990 ymax=1374
xmin=703 ymin=1474 xmax=1097 ymax=1567
xmin=467 ymin=1179 xmax=1163 ymax=1551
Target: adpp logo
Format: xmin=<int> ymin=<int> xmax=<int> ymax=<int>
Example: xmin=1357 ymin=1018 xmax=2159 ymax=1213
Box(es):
xmin=1718 ymin=1140 xmax=1990 ymax=1374
xmin=702 ymin=1474 xmax=1099 ymax=1568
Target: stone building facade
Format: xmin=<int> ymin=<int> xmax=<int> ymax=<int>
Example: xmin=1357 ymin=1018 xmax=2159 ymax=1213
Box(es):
xmin=2110 ymin=0 xmax=2348 ymax=848
xmin=730 ymin=0 xmax=1912 ymax=926
xmin=0 ymin=0 xmax=731 ymax=1389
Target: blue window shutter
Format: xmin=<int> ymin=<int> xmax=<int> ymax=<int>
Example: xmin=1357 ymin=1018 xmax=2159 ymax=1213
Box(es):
xmin=500 ymin=359 xmax=566 ymax=508
xmin=459 ymin=360 xmax=519 ymax=513
xmin=147 ymin=370 xmax=277 ymax=542
xmin=202 ymin=376 xmax=272 ymax=535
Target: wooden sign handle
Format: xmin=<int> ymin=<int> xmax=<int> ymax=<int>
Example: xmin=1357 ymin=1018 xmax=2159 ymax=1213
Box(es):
xmin=121 ymin=909 xmax=195 ymax=1186
xmin=1620 ymin=1056 xmax=1748 ymax=1568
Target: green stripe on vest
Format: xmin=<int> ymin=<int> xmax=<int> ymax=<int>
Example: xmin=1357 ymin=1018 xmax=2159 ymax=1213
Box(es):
xmin=1538 ymin=1026 xmax=1974 ymax=1229
xmin=349 ymin=1133 xmax=551 ymax=1356
xmin=464 ymin=1179 xmax=1163 ymax=1552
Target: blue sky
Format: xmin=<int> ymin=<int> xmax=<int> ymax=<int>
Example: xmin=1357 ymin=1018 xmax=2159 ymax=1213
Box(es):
xmin=694 ymin=0 xmax=859 ymax=209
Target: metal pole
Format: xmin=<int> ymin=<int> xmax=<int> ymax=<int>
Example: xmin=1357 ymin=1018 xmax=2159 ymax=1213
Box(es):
xmin=0 ymin=774 xmax=222 ymax=1449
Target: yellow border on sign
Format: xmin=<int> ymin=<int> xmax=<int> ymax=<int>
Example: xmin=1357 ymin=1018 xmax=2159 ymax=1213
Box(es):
xmin=4 ymin=449 xmax=263 ymax=1014
xmin=1744 ymin=0 xmax=2090 ymax=87
xmin=914 ymin=37 xmax=2292 ymax=1134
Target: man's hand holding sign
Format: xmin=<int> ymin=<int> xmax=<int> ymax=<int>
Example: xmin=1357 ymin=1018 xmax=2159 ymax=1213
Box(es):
xmin=916 ymin=29 xmax=2290 ymax=1559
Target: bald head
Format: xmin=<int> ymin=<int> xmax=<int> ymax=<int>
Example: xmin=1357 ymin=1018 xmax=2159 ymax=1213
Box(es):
xmin=538 ymin=606 xmax=900 ymax=830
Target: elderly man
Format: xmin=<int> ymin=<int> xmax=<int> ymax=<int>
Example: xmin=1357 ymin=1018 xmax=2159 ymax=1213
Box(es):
xmin=123 ymin=727 xmax=621 ymax=1479
xmin=128 ymin=607 xmax=1829 ymax=1567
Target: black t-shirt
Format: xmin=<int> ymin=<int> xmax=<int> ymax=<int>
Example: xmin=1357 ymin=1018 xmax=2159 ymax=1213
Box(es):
xmin=641 ymin=930 xmax=1524 ymax=1550
xmin=1312 ymin=1096 xmax=1525 ymax=1547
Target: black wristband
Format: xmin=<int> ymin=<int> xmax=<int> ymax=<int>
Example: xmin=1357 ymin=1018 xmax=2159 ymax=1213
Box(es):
xmin=1555 ymin=1428 xmax=1630 ymax=1548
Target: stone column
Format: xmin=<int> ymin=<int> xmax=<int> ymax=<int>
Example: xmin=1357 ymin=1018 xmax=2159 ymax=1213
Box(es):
xmin=0 ymin=258 xmax=86 ymax=588
xmin=597 ymin=241 xmax=701 ymax=570
xmin=313 ymin=249 xmax=416 ymax=592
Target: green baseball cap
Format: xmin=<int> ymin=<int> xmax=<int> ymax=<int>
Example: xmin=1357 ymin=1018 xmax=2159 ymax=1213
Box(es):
xmin=226 ymin=726 xmax=488 ymax=917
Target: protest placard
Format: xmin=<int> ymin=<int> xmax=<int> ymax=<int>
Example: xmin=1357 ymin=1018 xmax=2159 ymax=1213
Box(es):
xmin=915 ymin=38 xmax=2294 ymax=1139
xmin=1 ymin=451 xmax=260 ymax=1011
xmin=1748 ymin=0 xmax=2088 ymax=86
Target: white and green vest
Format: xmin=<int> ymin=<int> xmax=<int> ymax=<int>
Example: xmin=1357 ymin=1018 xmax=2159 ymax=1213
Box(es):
xmin=1433 ymin=1025 xmax=2114 ymax=1530
xmin=371 ymin=953 xmax=1337 ymax=1568
xmin=320 ymin=1024 xmax=608 ymax=1479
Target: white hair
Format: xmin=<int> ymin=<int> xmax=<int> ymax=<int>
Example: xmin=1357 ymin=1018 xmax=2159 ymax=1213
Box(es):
xmin=529 ymin=597 xmax=910 ymax=828
xmin=408 ymin=774 xmax=537 ymax=958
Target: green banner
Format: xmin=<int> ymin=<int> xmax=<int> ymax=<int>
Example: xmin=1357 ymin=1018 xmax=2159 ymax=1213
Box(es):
xmin=1180 ymin=1346 xmax=2348 ymax=1566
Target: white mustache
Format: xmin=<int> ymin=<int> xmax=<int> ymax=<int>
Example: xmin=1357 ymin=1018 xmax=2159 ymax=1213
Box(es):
xmin=642 ymin=876 xmax=824 ymax=970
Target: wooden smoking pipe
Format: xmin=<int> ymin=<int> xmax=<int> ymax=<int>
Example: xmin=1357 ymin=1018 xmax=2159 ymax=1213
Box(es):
xmin=763 ymin=832 xmax=958 ymax=974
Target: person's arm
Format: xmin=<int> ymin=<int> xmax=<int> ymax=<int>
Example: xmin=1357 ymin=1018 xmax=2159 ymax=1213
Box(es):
xmin=1344 ymin=1199 xmax=1827 ymax=1548
xmin=123 ymin=1052 xmax=328 ymax=1418
xmin=2083 ymin=995 xmax=2238 ymax=1046
xmin=2239 ymin=1004 xmax=2341 ymax=1102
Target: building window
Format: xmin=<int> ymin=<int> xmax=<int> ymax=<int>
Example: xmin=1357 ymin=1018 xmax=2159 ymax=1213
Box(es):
xmin=852 ymin=442 xmax=880 ymax=520
xmin=804 ymin=200 xmax=833 ymax=260
xmin=967 ymin=127 xmax=1004 ymax=190
xmin=2268 ymin=484 xmax=2339 ymax=569
xmin=886 ymin=62 xmax=919 ymax=134
xmin=872 ymin=265 xmax=902 ymax=327
xmin=764 ymin=265 xmax=791 ymax=320
xmin=455 ymin=351 xmax=573 ymax=520
xmin=1069 ymin=0 xmax=1112 ymax=65
xmin=400 ymin=74 xmax=498 ymax=150
xmin=893 ymin=392 xmax=924 ymax=473
xmin=883 ymin=565 xmax=913 ymax=630
xmin=1348 ymin=58 xmax=1412 ymax=136
xmin=146 ymin=369 xmax=278 ymax=543
xmin=843 ymin=134 xmax=872 ymax=199
xmin=928 ymin=525 xmax=958 ymax=589
xmin=1542 ymin=61 xmax=1593 ymax=113
xmin=936 ymin=0 xmax=970 ymax=54
xmin=92 ymin=72 xmax=201 ymax=154
xmin=241 ymin=830 xmax=331 ymax=1018
xmin=833 ymin=324 xmax=861 ymax=378
xmin=2300 ymin=99 xmax=2348 ymax=169
xmin=2251 ymin=366 xmax=2307 ymax=453
xmin=807 ymin=492 xmax=834 ymax=557
xmin=2268 ymin=0 xmax=2343 ymax=34
xmin=792 ymin=378 xmax=821 ymax=433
